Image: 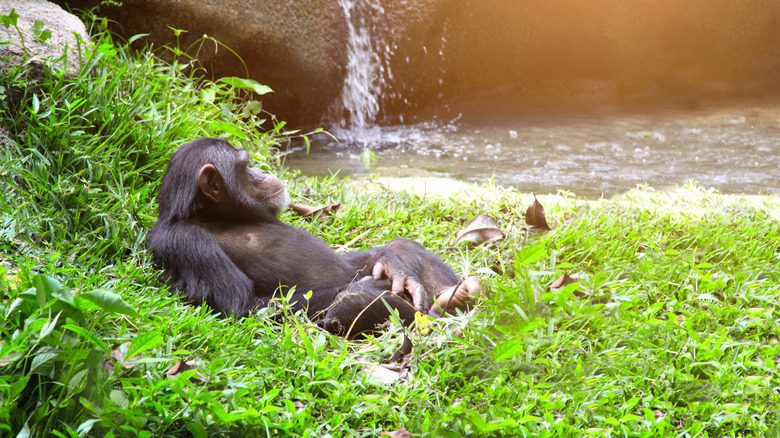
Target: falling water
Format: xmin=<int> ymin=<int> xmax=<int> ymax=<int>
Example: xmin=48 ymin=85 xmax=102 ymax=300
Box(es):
xmin=336 ymin=0 xmax=392 ymax=133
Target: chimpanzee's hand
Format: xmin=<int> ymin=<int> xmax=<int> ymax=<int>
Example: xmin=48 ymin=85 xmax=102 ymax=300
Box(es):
xmin=371 ymin=254 xmax=432 ymax=313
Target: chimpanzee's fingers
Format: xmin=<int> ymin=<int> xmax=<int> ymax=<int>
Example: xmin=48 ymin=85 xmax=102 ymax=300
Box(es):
xmin=372 ymin=261 xmax=387 ymax=279
xmin=405 ymin=278 xmax=429 ymax=312
xmin=390 ymin=274 xmax=407 ymax=296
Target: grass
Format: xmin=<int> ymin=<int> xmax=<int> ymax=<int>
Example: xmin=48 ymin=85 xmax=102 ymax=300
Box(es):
xmin=1 ymin=18 xmax=779 ymax=437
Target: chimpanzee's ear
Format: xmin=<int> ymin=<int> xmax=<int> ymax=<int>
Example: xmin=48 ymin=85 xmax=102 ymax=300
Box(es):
xmin=197 ymin=164 xmax=224 ymax=203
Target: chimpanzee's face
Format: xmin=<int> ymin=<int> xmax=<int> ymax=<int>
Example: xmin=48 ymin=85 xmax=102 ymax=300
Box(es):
xmin=237 ymin=149 xmax=289 ymax=215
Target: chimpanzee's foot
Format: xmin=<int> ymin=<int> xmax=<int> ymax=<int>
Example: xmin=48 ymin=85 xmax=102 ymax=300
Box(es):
xmin=429 ymin=276 xmax=481 ymax=317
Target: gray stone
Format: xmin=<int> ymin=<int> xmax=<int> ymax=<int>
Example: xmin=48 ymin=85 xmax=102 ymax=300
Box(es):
xmin=74 ymin=0 xmax=348 ymax=126
xmin=0 ymin=0 xmax=90 ymax=77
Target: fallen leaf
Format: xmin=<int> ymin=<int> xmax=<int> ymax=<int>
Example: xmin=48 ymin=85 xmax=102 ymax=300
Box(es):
xmin=549 ymin=272 xmax=579 ymax=289
xmin=165 ymin=359 xmax=196 ymax=375
xmin=653 ymin=409 xmax=667 ymax=421
xmin=381 ymin=428 xmax=411 ymax=438
xmin=525 ymin=194 xmax=551 ymax=230
xmin=289 ymin=202 xmax=341 ymax=218
xmin=455 ymin=214 xmax=504 ymax=245
xmin=365 ymin=364 xmax=406 ymax=385
xmin=111 ymin=342 xmax=140 ymax=369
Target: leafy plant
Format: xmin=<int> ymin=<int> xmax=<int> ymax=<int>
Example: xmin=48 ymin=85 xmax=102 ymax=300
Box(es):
xmin=0 ymin=273 xmax=136 ymax=435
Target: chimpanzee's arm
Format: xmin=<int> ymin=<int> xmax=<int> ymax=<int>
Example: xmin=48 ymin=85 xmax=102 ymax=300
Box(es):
xmin=148 ymin=222 xmax=260 ymax=317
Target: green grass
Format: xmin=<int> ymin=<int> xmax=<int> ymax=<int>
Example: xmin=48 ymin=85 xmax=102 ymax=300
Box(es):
xmin=1 ymin=20 xmax=779 ymax=437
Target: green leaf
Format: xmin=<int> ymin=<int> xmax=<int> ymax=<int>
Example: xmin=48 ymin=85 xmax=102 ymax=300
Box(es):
xmin=16 ymin=422 xmax=30 ymax=438
xmin=63 ymin=323 xmax=108 ymax=350
xmin=110 ymin=389 xmax=129 ymax=409
xmin=5 ymin=297 xmax=24 ymax=318
xmin=493 ymin=339 xmax=523 ymax=361
xmin=210 ymin=120 xmax=245 ymax=138
xmin=10 ymin=375 xmax=29 ymax=398
xmin=516 ymin=243 xmax=547 ymax=267
xmin=0 ymin=9 xmax=19 ymax=29
xmin=31 ymin=20 xmax=52 ymax=43
xmin=200 ymin=86 xmax=216 ymax=104
xmin=39 ymin=311 xmax=62 ymax=338
xmin=126 ymin=331 xmax=162 ymax=359
xmin=31 ymin=94 xmax=39 ymax=115
xmin=30 ymin=350 xmax=59 ymax=374
xmin=186 ymin=421 xmax=208 ymax=438
xmin=33 ymin=275 xmax=72 ymax=307
xmin=77 ymin=289 xmax=138 ymax=317
xmin=244 ymin=100 xmax=262 ymax=115
xmin=76 ymin=419 xmax=100 ymax=437
xmin=127 ymin=33 xmax=150 ymax=45
xmin=218 ymin=77 xmax=273 ymax=95
xmin=68 ymin=369 xmax=89 ymax=393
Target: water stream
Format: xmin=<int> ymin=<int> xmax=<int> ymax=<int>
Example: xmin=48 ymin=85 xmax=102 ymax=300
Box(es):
xmin=332 ymin=0 xmax=391 ymax=132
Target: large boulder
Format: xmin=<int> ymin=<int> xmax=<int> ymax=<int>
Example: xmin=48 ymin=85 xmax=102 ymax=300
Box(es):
xmin=0 ymin=0 xmax=90 ymax=78
xmin=60 ymin=0 xmax=350 ymax=126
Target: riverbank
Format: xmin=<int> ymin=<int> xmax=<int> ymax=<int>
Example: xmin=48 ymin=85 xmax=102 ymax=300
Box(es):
xmin=1 ymin=23 xmax=778 ymax=437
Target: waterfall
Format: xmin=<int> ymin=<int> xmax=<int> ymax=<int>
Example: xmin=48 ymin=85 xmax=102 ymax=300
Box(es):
xmin=336 ymin=0 xmax=392 ymax=132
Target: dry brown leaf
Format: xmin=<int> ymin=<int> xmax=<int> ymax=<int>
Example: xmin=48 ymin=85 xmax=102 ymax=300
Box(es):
xmin=165 ymin=359 xmax=196 ymax=376
xmin=549 ymin=272 xmax=579 ymax=289
xmin=525 ymin=194 xmax=551 ymax=230
xmin=111 ymin=342 xmax=140 ymax=369
xmin=365 ymin=364 xmax=406 ymax=385
xmin=455 ymin=214 xmax=505 ymax=245
xmin=289 ymin=202 xmax=341 ymax=218
xmin=381 ymin=428 xmax=411 ymax=438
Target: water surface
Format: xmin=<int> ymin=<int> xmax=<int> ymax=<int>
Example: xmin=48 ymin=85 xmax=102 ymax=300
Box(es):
xmin=284 ymin=103 xmax=780 ymax=198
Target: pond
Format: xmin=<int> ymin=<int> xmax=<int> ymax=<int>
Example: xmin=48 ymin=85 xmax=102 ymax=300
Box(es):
xmin=283 ymin=101 xmax=780 ymax=198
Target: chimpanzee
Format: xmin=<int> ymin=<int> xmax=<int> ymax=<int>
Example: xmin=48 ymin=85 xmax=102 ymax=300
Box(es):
xmin=148 ymin=138 xmax=479 ymax=337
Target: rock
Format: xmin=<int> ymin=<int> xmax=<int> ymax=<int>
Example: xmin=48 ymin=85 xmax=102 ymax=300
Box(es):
xmin=0 ymin=0 xmax=90 ymax=78
xmin=61 ymin=0 xmax=349 ymax=126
